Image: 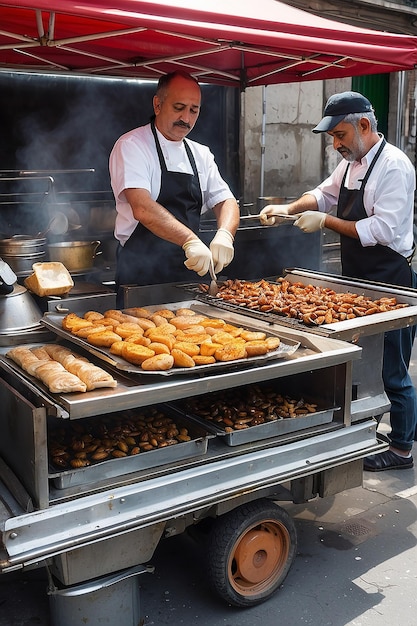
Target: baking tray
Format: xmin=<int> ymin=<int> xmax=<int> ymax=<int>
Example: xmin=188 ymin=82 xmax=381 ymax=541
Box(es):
xmin=40 ymin=306 xmax=300 ymax=376
xmin=169 ymin=400 xmax=336 ymax=446
xmin=49 ymin=409 xmax=214 ymax=489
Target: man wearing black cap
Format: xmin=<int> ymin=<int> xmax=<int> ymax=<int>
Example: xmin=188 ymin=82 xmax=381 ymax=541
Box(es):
xmin=260 ymin=90 xmax=417 ymax=472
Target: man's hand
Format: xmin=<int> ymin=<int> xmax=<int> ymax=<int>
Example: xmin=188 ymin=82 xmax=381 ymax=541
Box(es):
xmin=259 ymin=205 xmax=291 ymax=226
xmin=293 ymin=211 xmax=326 ymax=233
xmin=210 ymin=228 xmax=234 ymax=273
xmin=182 ymin=238 xmax=212 ymax=276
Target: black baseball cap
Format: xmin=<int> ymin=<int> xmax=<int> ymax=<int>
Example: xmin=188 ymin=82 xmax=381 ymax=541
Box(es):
xmin=312 ymin=91 xmax=373 ymax=133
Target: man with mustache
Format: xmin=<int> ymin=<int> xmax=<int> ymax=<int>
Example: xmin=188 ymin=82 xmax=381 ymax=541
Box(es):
xmin=110 ymin=71 xmax=239 ymax=304
xmin=260 ymin=91 xmax=417 ymax=472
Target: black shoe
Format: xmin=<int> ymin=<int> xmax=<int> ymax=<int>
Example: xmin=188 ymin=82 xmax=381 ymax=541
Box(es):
xmin=364 ymin=450 xmax=414 ymax=472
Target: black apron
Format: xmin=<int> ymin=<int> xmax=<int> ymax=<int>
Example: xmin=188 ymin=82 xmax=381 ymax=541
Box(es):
xmin=337 ymin=139 xmax=414 ymax=288
xmin=116 ymin=121 xmax=203 ymax=289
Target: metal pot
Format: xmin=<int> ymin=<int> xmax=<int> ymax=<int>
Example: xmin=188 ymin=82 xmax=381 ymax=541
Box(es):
xmin=0 ymin=235 xmax=46 ymax=256
xmin=47 ymin=241 xmax=101 ymax=272
xmin=0 ymin=251 xmax=46 ymax=276
xmin=0 ymin=236 xmax=47 ymax=276
xmin=0 ymin=284 xmax=42 ymax=333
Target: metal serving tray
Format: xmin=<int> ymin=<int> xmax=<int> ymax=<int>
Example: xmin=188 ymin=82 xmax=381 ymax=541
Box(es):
xmin=183 ymin=269 xmax=417 ymax=341
xmin=169 ymin=402 xmax=336 ymax=446
xmin=41 ymin=302 xmax=300 ymax=376
xmin=49 ymin=409 xmax=214 ymax=489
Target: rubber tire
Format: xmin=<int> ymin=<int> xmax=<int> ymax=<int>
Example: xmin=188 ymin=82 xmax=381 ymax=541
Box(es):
xmin=206 ymin=498 xmax=297 ymax=607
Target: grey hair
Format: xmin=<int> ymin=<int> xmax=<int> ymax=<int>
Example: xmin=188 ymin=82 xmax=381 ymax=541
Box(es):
xmin=344 ymin=111 xmax=378 ymax=132
xmin=156 ymin=71 xmax=200 ymax=102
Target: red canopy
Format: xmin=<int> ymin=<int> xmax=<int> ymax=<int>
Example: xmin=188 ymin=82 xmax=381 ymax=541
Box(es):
xmin=0 ymin=0 xmax=417 ymax=87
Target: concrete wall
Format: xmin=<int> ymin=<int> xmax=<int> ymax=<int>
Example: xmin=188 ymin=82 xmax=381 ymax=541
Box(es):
xmin=241 ymin=72 xmax=417 ymax=208
xmin=242 ymin=78 xmax=351 ymax=207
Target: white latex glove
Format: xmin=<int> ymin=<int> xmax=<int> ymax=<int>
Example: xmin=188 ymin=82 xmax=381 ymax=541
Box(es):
xmin=210 ymin=228 xmax=234 ymax=273
xmin=259 ymin=204 xmax=292 ymax=226
xmin=182 ymin=238 xmax=212 ymax=276
xmin=293 ymin=211 xmax=326 ymax=233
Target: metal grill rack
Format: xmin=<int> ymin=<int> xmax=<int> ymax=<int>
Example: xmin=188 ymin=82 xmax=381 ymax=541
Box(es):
xmin=179 ymin=282 xmax=335 ymax=337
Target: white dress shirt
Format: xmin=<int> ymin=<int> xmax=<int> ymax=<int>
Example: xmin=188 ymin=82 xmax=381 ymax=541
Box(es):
xmin=307 ymin=135 xmax=416 ymax=258
xmin=109 ymin=123 xmax=235 ymax=245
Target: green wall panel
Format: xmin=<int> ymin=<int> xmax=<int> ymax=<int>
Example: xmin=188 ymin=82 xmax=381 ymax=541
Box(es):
xmin=352 ymin=74 xmax=389 ymax=136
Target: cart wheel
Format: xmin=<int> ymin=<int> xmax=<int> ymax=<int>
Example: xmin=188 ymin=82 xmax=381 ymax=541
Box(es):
xmin=206 ymin=499 xmax=297 ymax=607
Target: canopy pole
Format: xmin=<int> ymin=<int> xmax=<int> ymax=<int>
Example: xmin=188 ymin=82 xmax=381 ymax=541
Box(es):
xmin=260 ymin=85 xmax=267 ymax=198
xmin=396 ymin=71 xmax=405 ymax=150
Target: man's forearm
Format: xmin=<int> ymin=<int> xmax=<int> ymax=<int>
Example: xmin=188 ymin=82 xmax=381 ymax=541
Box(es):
xmin=212 ymin=198 xmax=240 ymax=236
xmin=324 ymin=214 xmax=359 ymax=239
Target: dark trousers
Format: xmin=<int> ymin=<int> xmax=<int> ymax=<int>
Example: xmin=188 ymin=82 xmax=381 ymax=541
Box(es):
xmin=382 ymin=317 xmax=417 ymax=451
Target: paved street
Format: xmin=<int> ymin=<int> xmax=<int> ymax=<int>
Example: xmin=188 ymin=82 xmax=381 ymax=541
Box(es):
xmin=1 ymin=355 xmax=416 ymax=626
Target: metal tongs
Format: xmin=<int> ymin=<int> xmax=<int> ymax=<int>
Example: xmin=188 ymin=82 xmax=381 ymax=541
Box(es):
xmin=240 ymin=213 xmax=299 ymax=222
xmin=208 ymin=260 xmax=219 ymax=296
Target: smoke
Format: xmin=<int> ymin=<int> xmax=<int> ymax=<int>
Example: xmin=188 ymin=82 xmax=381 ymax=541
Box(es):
xmin=0 ymin=72 xmax=155 ymax=237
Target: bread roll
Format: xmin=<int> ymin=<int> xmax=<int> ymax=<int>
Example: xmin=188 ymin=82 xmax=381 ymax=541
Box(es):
xmin=109 ymin=341 xmax=125 ymax=356
xmin=44 ymin=344 xmax=76 ymax=362
xmin=222 ymin=324 xmax=244 ymax=337
xmin=141 ymin=354 xmax=174 ymax=371
xmin=200 ymin=340 xmax=223 ymax=356
xmin=64 ymin=358 xmax=117 ymax=391
xmin=9 ymin=348 xmax=87 ymax=393
xmin=244 ymin=340 xmax=269 ymax=356
xmin=148 ymin=342 xmax=171 ymax=355
xmin=192 ymin=355 xmax=216 ymax=365
xmin=44 ymin=344 xmax=117 ymax=390
xmin=214 ymin=344 xmax=247 ymax=361
xmin=129 ymin=317 xmax=156 ymax=331
xmin=211 ymin=331 xmax=238 ymax=345
xmin=171 ymin=348 xmax=195 ymax=368
xmin=174 ymin=332 xmax=208 ymax=345
xmin=99 ymin=317 xmax=121 ymax=328
xmin=200 ymin=318 xmax=225 ymax=329
xmin=240 ymin=330 xmax=267 ymax=342
xmin=26 ymin=358 xmax=54 ymax=377
xmin=125 ymin=333 xmax=152 ymax=346
xmin=181 ymin=325 xmax=205 ymax=335
xmin=144 ymin=332 xmax=175 ymax=350
xmin=86 ymin=330 xmax=122 ymax=347
xmin=115 ymin=322 xmax=145 ymax=338
xmin=175 ymin=308 xmax=196 ymax=316
xmin=173 ymin=341 xmax=200 ymax=357
xmin=73 ymin=324 xmax=107 ymax=338
xmin=170 ymin=315 xmax=206 ymax=329
xmin=201 ymin=326 xmax=219 ymax=336
xmin=150 ymin=314 xmax=169 ymax=327
xmin=103 ymin=309 xmax=126 ymax=321
xmin=123 ymin=307 xmax=152 ymax=319
xmin=144 ymin=322 xmax=176 ymax=336
xmin=121 ymin=343 xmax=155 ymax=365
xmin=34 ymin=361 xmax=87 ymax=393
xmin=62 ymin=313 xmax=92 ymax=333
xmin=152 ymin=308 xmax=175 ymax=319
xmin=83 ymin=311 xmax=104 ymax=322
xmin=7 ymin=346 xmax=41 ymax=369
xmin=31 ymin=347 xmax=52 ymax=360
xmin=265 ymin=337 xmax=281 ymax=350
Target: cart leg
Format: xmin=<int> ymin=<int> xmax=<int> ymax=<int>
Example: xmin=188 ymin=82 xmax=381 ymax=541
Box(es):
xmin=206 ymin=498 xmax=297 ymax=607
